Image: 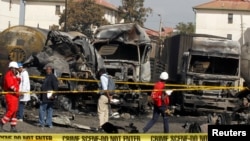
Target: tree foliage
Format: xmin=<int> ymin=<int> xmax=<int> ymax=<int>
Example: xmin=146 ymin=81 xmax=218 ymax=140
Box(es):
xmin=175 ymin=22 xmax=195 ymax=34
xmin=59 ymin=0 xmax=109 ymax=38
xmin=118 ymin=0 xmax=152 ymax=27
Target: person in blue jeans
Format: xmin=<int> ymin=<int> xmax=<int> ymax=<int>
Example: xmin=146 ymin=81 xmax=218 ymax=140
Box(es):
xmin=38 ymin=66 xmax=58 ymax=128
xmin=143 ymin=72 xmax=173 ymax=133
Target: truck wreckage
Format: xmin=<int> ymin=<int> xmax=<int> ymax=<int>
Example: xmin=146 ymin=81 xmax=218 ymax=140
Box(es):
xmin=0 ymin=24 xmax=152 ymax=116
xmin=0 ymin=24 xmax=250 ymax=125
xmin=162 ymin=34 xmax=250 ymax=125
xmin=162 ymin=34 xmax=243 ymax=114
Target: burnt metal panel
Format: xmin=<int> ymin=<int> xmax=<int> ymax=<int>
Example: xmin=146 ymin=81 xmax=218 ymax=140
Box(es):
xmin=93 ymin=23 xmax=151 ymax=45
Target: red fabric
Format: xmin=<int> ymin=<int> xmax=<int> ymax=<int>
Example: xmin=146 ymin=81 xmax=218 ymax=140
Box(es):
xmin=151 ymin=81 xmax=169 ymax=107
xmin=1 ymin=70 xmax=20 ymax=125
xmin=3 ymin=70 xmax=20 ymax=94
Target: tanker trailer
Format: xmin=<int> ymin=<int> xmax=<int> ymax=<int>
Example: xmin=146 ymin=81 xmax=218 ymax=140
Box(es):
xmin=0 ymin=25 xmax=104 ymax=111
xmin=0 ymin=25 xmax=47 ymax=74
xmin=92 ymin=23 xmax=152 ymax=114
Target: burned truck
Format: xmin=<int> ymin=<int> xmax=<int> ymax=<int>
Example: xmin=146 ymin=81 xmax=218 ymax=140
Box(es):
xmin=0 ymin=25 xmax=104 ymax=110
xmin=161 ymin=34 xmax=242 ymax=114
xmin=0 ymin=24 xmax=152 ymax=114
xmin=91 ymin=23 xmax=152 ymax=113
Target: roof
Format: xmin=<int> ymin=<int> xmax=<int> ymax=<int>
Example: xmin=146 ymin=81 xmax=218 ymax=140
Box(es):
xmin=94 ymin=0 xmax=118 ymax=11
xmin=144 ymin=27 xmax=173 ymax=37
xmin=25 ymin=0 xmax=118 ymax=10
xmin=25 ymin=0 xmax=65 ymax=3
xmin=74 ymin=0 xmax=118 ymax=11
xmin=193 ymin=0 xmax=250 ymax=11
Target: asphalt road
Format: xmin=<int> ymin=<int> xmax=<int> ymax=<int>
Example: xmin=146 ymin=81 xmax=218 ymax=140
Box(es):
xmin=0 ymin=107 xmax=208 ymax=133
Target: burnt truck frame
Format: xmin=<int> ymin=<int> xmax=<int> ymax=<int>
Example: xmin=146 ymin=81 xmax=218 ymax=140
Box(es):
xmin=0 ymin=24 xmax=152 ymax=115
xmin=163 ymin=34 xmax=242 ymax=114
xmin=92 ymin=23 xmax=152 ymax=113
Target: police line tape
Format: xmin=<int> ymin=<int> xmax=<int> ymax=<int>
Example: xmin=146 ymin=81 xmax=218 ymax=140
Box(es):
xmin=0 ymin=86 xmax=246 ymax=95
xmin=0 ymin=133 xmax=208 ymax=141
xmin=28 ymin=76 xmax=244 ymax=88
xmin=0 ymin=74 xmax=245 ymax=88
xmin=0 ymin=75 xmax=246 ymax=95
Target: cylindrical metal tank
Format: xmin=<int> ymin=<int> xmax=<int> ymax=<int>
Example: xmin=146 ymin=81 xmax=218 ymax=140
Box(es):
xmin=0 ymin=25 xmax=88 ymax=74
xmin=0 ymin=25 xmax=49 ymax=73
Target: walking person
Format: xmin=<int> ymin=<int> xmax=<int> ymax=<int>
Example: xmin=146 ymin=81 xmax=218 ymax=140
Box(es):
xmin=143 ymin=72 xmax=173 ymax=133
xmin=97 ymin=68 xmax=113 ymax=130
xmin=0 ymin=61 xmax=20 ymax=132
xmin=38 ymin=66 xmax=58 ymax=128
xmin=16 ymin=62 xmax=31 ymax=122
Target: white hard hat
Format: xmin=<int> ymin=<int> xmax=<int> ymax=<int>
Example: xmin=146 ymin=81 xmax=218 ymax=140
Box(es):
xmin=160 ymin=72 xmax=169 ymax=80
xmin=8 ymin=61 xmax=19 ymax=68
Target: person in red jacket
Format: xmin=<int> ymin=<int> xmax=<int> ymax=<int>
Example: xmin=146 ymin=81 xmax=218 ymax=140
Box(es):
xmin=143 ymin=71 xmax=173 ymax=133
xmin=0 ymin=61 xmax=20 ymax=132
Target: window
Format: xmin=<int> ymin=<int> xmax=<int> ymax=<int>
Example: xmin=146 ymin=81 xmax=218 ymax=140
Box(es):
xmin=227 ymin=34 xmax=232 ymax=40
xmin=228 ymin=13 xmax=233 ymax=24
xmin=55 ymin=5 xmax=60 ymax=15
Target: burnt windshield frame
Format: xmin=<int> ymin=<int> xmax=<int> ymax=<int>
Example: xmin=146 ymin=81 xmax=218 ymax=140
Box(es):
xmin=98 ymin=44 xmax=139 ymax=61
xmin=189 ymin=55 xmax=239 ymax=76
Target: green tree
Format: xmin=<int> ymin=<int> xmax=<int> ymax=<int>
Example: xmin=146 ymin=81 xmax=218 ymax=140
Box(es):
xmin=59 ymin=0 xmax=109 ymax=38
xmin=118 ymin=0 xmax=152 ymax=26
xmin=175 ymin=22 xmax=195 ymax=34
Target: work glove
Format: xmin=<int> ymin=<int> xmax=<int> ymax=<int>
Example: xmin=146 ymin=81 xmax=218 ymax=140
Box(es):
xmin=165 ymin=90 xmax=173 ymax=96
xmin=47 ymin=91 xmax=53 ymax=99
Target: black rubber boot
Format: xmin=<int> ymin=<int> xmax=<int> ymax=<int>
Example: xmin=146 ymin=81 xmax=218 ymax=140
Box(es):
xmin=10 ymin=125 xmax=19 ymax=133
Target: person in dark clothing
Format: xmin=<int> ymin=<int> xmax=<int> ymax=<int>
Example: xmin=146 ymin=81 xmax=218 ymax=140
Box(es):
xmin=38 ymin=66 xmax=58 ymax=128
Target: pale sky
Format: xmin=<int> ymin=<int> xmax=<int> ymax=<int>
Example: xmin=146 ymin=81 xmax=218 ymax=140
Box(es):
xmin=108 ymin=0 xmax=211 ymax=30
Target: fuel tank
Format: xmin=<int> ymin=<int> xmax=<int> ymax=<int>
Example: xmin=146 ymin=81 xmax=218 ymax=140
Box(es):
xmin=0 ymin=25 xmax=89 ymax=74
xmin=0 ymin=25 xmax=48 ymax=73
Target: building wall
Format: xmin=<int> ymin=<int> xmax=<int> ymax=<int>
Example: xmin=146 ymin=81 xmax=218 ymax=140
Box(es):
xmin=103 ymin=9 xmax=116 ymax=24
xmin=195 ymin=9 xmax=250 ymax=45
xmin=25 ymin=1 xmax=64 ymax=29
xmin=0 ymin=0 xmax=64 ymax=31
xmin=0 ymin=0 xmax=118 ymax=32
xmin=0 ymin=1 xmax=20 ymax=31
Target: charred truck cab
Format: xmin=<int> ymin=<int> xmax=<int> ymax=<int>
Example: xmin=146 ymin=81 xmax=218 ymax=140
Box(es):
xmin=92 ymin=23 xmax=152 ymax=113
xmin=163 ymin=34 xmax=242 ymax=114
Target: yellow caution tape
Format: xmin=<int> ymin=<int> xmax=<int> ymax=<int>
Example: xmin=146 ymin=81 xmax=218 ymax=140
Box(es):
xmin=0 ymin=85 xmax=245 ymax=95
xmin=0 ymin=133 xmax=208 ymax=141
xmin=0 ymin=74 xmax=245 ymax=95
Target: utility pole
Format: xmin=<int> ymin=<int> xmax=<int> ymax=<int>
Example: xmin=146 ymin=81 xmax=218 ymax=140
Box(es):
xmin=241 ymin=14 xmax=244 ymax=45
xmin=158 ymin=14 xmax=163 ymax=53
xmin=19 ymin=0 xmax=25 ymax=25
xmin=64 ymin=0 xmax=67 ymax=32
xmin=158 ymin=14 xmax=162 ymax=40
